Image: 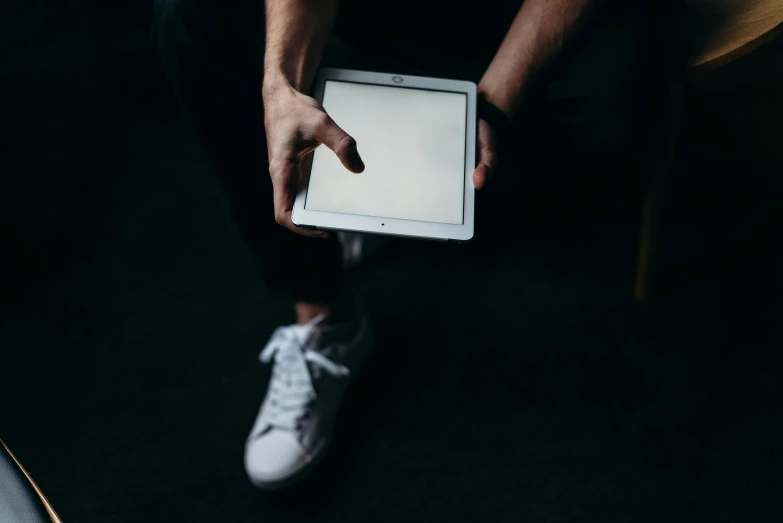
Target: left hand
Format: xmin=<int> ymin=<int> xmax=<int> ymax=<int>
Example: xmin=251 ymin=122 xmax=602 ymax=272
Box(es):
xmin=472 ymin=118 xmax=499 ymax=190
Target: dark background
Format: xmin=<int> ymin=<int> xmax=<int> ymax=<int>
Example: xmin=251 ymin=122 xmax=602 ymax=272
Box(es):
xmin=2 ymin=2 xmax=782 ymax=522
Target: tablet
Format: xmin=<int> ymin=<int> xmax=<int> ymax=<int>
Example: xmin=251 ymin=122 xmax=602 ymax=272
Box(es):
xmin=292 ymin=68 xmax=476 ymax=242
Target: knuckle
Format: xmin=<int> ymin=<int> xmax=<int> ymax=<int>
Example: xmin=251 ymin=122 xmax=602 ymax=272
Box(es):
xmin=268 ymin=159 xmax=290 ymax=181
xmin=268 ymin=169 xmax=284 ymax=184
xmin=268 ymin=157 xmax=282 ymax=172
xmin=314 ymin=111 xmax=331 ymax=128
xmin=336 ymin=135 xmax=356 ymax=156
xmin=484 ymin=152 xmax=497 ymax=168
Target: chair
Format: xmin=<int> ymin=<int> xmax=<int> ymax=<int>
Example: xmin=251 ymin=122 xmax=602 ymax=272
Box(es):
xmin=634 ymin=0 xmax=783 ymax=304
xmin=0 ymin=441 xmax=62 ymax=523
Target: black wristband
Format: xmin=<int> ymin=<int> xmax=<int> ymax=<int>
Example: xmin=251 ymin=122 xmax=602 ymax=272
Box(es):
xmin=477 ymin=95 xmax=513 ymax=141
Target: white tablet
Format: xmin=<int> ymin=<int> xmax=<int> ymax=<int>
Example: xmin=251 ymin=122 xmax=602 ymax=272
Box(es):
xmin=292 ymin=68 xmax=476 ymax=242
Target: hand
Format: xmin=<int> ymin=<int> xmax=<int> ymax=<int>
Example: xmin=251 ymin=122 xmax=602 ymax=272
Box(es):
xmin=262 ymin=82 xmax=365 ymax=237
xmin=472 ymin=118 xmax=498 ymax=190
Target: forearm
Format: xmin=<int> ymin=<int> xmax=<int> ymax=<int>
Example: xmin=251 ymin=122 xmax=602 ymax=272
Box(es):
xmin=263 ymin=0 xmax=341 ymax=95
xmin=478 ymin=0 xmax=601 ymax=118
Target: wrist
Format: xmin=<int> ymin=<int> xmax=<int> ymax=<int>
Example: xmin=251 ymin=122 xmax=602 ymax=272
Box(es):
xmin=263 ymin=51 xmax=315 ymax=96
xmin=476 ymin=94 xmax=514 ymax=141
xmin=262 ymin=70 xmax=296 ymax=101
xmin=477 ymin=67 xmax=533 ymax=119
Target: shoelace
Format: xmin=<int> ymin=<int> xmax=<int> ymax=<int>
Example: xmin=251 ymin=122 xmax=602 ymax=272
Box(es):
xmin=258 ymin=319 xmax=350 ymax=431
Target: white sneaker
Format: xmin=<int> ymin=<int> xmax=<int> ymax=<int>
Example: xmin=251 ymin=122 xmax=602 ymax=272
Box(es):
xmin=244 ymin=312 xmax=373 ymax=489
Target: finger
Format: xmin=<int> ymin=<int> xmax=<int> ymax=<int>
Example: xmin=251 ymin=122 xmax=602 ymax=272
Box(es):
xmin=481 ymin=146 xmax=498 ymax=173
xmin=277 ymin=208 xmax=330 ymax=238
xmin=315 ymin=114 xmax=365 ymax=173
xmin=478 ymin=130 xmax=498 ymax=173
xmin=270 ymin=159 xmax=329 ymax=238
xmin=473 ymin=145 xmax=498 ymax=190
xmin=473 ymin=163 xmax=491 ymax=190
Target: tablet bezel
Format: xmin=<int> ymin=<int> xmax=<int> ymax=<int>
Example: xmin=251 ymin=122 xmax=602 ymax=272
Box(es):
xmin=291 ymin=68 xmax=476 ymax=242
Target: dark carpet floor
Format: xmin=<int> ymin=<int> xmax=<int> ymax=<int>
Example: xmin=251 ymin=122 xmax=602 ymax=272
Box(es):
xmin=2 ymin=4 xmax=782 ymax=522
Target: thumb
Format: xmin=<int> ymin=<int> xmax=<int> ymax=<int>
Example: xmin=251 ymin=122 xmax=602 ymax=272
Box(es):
xmin=317 ymin=115 xmax=365 ymax=173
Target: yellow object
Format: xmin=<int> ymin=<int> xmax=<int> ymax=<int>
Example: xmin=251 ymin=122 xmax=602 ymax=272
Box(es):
xmin=685 ymin=0 xmax=783 ymax=68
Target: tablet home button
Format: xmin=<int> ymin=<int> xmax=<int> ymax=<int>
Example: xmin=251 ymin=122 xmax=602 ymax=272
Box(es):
xmin=392 ymin=76 xmax=403 ymax=83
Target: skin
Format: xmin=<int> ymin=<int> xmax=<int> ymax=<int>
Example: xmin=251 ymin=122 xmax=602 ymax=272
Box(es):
xmin=262 ymin=0 xmax=600 ymax=323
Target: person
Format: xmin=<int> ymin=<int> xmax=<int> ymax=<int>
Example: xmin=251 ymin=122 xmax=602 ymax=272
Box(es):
xmin=152 ymin=0 xmax=669 ymax=489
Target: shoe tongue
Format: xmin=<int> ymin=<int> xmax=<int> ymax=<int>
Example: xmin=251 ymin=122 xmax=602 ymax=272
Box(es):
xmin=292 ymin=315 xmax=357 ymax=360
xmin=287 ymin=314 xmax=329 ymax=348
xmin=304 ymin=313 xmax=328 ymax=328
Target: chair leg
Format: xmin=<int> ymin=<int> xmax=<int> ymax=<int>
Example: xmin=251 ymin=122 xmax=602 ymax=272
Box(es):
xmin=635 ymin=83 xmax=685 ymax=304
xmin=1 ymin=440 xmax=63 ymax=523
xmin=635 ymin=168 xmax=665 ymax=304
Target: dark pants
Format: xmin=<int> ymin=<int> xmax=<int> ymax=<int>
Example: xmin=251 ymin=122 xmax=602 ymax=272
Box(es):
xmin=151 ymin=0 xmax=666 ymax=304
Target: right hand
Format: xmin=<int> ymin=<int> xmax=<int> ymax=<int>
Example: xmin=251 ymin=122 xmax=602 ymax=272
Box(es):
xmin=262 ymin=82 xmax=365 ymax=237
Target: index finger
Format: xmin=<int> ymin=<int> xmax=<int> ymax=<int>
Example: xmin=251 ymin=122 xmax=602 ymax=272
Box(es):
xmin=270 ymin=159 xmax=329 ymax=238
